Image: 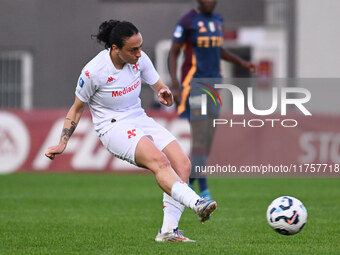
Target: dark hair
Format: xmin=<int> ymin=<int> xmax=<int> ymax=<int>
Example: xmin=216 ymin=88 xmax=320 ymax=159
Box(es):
xmin=94 ymin=20 xmax=139 ymax=49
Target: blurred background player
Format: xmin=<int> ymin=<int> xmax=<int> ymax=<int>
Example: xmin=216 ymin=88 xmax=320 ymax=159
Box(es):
xmin=169 ymin=0 xmax=256 ymax=198
xmin=44 ymin=20 xmax=217 ymax=242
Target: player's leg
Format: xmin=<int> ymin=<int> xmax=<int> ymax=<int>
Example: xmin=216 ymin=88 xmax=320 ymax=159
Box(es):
xmin=154 ymin=140 xmax=216 ymax=241
xmin=158 ymin=141 xmax=190 ymax=235
xmin=162 ymin=140 xmax=191 ymax=182
xmin=130 ymin=116 xmax=216 ymax=242
xmin=191 ymin=120 xmax=212 ymax=198
xmin=189 ymin=78 xmax=221 ymax=198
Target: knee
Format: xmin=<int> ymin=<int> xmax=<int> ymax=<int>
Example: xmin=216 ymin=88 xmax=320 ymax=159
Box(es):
xmin=153 ymin=153 xmax=171 ymax=172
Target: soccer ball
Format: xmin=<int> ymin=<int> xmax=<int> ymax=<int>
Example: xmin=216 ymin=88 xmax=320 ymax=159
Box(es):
xmin=266 ymin=196 xmax=307 ymax=235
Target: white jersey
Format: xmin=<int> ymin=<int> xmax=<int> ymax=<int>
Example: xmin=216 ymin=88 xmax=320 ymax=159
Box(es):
xmin=75 ymin=49 xmax=160 ymax=135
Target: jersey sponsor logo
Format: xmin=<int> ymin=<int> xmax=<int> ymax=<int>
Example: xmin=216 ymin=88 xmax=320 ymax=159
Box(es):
xmin=173 ymin=25 xmax=183 ymax=38
xmin=111 ymin=79 xmax=140 ymax=97
xmin=106 ymin=76 xmax=115 ymax=84
xmin=197 ymin=36 xmax=223 ymax=48
xmin=127 ymin=129 xmax=136 ymax=139
xmin=78 ymin=77 xmax=84 ymax=88
xmin=85 ymin=70 xmax=90 ymax=78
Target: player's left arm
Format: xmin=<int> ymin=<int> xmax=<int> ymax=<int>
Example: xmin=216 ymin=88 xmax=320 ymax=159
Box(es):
xmin=150 ymin=79 xmax=174 ymax=107
xmin=220 ymin=48 xmax=256 ymax=73
xmin=139 ymin=51 xmax=172 ymax=106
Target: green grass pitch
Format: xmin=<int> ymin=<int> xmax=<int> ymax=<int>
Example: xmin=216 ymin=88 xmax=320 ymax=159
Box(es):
xmin=0 ymin=174 xmax=339 ymax=255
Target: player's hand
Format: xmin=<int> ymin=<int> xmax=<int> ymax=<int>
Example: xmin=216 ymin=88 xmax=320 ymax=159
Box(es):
xmin=158 ymin=88 xmax=174 ymax=106
xmin=242 ymin=61 xmax=257 ymax=73
xmin=45 ymin=144 xmax=66 ymax=160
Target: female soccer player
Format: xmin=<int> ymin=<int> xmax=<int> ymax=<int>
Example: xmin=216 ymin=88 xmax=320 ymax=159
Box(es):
xmin=44 ymin=20 xmax=217 ymax=242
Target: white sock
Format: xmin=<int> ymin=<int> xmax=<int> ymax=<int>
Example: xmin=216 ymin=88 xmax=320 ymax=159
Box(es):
xmin=171 ymin=181 xmax=200 ymax=210
xmin=160 ymin=193 xmax=184 ymax=233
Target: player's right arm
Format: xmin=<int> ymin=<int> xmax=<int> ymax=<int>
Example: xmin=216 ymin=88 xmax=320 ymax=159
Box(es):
xmin=45 ymin=96 xmax=86 ymax=160
xmin=220 ymin=48 xmax=256 ymax=73
xmin=168 ymin=41 xmax=182 ymax=105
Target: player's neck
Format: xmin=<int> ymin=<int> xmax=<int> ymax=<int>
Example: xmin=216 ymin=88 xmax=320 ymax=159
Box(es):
xmin=110 ymin=50 xmax=125 ymax=70
xmin=196 ymin=7 xmax=213 ymax=16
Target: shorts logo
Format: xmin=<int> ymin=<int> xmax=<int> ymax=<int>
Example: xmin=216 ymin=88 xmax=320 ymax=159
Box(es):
xmin=127 ymin=129 xmax=136 ymax=139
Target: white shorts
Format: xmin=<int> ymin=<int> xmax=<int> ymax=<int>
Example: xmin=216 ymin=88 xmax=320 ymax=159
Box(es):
xmin=99 ymin=112 xmax=176 ymax=165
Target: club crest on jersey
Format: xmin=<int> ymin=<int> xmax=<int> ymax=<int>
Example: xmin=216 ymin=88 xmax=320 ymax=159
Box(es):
xmin=85 ymin=70 xmax=90 ymax=78
xmin=106 ymin=76 xmax=115 ymax=84
xmin=132 ymin=63 xmax=139 ymax=72
xmin=199 ymin=26 xmax=207 ymax=33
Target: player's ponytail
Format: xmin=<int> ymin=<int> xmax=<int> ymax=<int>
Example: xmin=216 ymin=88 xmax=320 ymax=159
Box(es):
xmin=94 ymin=20 xmax=139 ymax=49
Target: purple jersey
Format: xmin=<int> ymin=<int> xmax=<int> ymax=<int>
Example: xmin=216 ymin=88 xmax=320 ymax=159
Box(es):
xmin=172 ymin=9 xmax=224 ymax=117
xmin=173 ymin=9 xmax=223 ymax=80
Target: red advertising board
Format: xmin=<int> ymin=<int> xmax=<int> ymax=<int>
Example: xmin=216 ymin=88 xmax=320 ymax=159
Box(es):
xmin=1 ymin=110 xmax=340 ymax=176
